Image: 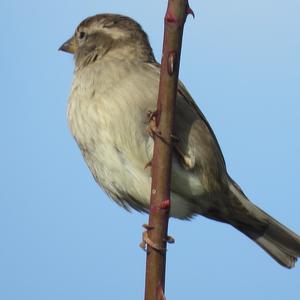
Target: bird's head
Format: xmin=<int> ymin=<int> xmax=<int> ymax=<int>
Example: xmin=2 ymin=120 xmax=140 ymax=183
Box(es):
xmin=59 ymin=14 xmax=155 ymax=68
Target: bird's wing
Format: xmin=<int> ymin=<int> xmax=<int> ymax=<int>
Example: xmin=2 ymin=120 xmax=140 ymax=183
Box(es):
xmin=171 ymin=80 xmax=228 ymax=193
xmin=146 ymin=62 xmax=227 ymax=193
xmin=177 ymin=81 xmax=226 ymax=167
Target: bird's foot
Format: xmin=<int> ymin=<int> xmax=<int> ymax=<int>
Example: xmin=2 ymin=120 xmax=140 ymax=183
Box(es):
xmin=146 ymin=111 xmax=180 ymax=147
xmin=146 ymin=110 xmax=162 ymax=138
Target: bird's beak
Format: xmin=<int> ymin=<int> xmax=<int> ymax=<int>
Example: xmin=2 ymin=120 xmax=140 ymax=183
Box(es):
xmin=59 ymin=36 xmax=76 ymax=54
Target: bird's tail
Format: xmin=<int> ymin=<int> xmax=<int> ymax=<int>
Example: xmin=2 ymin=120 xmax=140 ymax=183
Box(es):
xmin=228 ymin=180 xmax=300 ymax=268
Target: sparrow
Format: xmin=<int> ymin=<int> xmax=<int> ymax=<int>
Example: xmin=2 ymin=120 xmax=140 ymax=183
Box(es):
xmin=60 ymin=13 xmax=300 ymax=268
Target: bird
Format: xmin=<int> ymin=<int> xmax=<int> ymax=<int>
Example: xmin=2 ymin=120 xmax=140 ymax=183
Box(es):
xmin=59 ymin=13 xmax=300 ymax=268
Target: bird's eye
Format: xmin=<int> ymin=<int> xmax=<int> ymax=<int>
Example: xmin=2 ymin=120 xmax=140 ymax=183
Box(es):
xmin=78 ymin=31 xmax=86 ymax=39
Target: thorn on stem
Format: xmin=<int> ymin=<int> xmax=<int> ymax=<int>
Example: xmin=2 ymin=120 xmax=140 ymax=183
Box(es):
xmin=143 ymin=224 xmax=154 ymax=230
xmin=186 ymin=3 xmax=195 ymax=18
xmin=150 ymin=204 xmax=159 ymax=214
xmin=160 ymin=199 xmax=171 ymax=210
xmin=165 ymin=10 xmax=176 ymax=23
xmin=164 ymin=235 xmax=175 ymax=244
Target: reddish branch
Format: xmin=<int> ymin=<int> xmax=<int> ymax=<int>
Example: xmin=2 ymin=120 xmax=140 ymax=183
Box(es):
xmin=144 ymin=1 xmax=193 ymax=299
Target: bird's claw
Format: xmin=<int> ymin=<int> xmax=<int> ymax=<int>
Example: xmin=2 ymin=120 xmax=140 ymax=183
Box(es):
xmin=146 ymin=110 xmax=162 ymax=138
xmin=144 ymin=160 xmax=152 ymax=169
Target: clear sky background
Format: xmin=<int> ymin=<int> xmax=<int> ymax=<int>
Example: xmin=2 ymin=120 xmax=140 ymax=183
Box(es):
xmin=1 ymin=1 xmax=300 ymax=299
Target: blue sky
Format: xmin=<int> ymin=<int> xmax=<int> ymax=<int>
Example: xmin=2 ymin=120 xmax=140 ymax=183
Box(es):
xmin=1 ymin=0 xmax=300 ymax=299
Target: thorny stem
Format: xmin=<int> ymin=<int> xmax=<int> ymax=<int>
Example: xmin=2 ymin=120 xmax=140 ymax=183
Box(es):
xmin=144 ymin=1 xmax=193 ymax=300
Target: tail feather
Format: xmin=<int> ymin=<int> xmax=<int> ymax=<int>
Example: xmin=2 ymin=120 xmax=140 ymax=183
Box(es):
xmin=255 ymin=235 xmax=297 ymax=268
xmin=228 ymin=180 xmax=300 ymax=268
xmin=239 ymin=221 xmax=299 ymax=268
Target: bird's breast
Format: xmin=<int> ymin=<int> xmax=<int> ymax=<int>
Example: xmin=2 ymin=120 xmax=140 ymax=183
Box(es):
xmin=67 ymin=60 xmax=159 ymax=204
